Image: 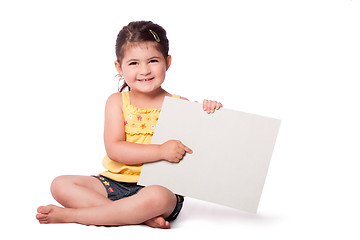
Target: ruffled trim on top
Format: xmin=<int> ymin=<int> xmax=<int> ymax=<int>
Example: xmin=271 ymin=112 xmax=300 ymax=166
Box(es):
xmin=124 ymin=102 xmax=161 ymax=114
xmin=125 ymin=127 xmax=155 ymax=136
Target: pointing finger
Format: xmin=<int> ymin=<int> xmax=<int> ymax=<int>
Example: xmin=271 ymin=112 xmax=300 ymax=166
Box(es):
xmin=184 ymin=145 xmax=193 ymax=154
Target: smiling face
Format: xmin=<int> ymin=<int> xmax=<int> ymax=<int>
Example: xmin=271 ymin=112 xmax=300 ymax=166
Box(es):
xmin=115 ymin=41 xmax=171 ymax=94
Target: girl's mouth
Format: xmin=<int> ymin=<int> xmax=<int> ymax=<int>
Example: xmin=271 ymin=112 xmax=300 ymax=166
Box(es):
xmin=137 ymin=77 xmax=154 ymax=82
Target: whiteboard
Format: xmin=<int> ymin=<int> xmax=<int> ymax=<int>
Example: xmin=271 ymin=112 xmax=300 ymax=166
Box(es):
xmin=138 ymin=97 xmax=281 ymax=213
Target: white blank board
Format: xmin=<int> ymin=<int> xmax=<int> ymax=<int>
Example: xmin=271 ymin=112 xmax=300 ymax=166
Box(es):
xmin=138 ymin=97 xmax=281 ymax=213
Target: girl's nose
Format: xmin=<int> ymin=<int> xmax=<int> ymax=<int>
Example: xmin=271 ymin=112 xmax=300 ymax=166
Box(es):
xmin=139 ymin=64 xmax=151 ymax=76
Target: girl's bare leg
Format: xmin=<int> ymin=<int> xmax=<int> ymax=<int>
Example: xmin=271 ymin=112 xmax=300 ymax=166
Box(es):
xmin=37 ymin=184 xmax=177 ymax=228
xmin=39 ymin=175 xmax=175 ymax=228
xmin=49 ymin=175 xmax=110 ymax=208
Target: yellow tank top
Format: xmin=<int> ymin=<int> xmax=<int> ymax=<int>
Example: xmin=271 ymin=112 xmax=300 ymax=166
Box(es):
xmin=100 ymin=91 xmax=180 ymax=183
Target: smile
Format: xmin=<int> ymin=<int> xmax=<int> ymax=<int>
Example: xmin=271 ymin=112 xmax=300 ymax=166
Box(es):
xmin=137 ymin=77 xmax=154 ymax=82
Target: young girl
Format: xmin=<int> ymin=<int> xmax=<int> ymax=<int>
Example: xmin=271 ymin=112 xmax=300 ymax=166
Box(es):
xmin=36 ymin=21 xmax=222 ymax=229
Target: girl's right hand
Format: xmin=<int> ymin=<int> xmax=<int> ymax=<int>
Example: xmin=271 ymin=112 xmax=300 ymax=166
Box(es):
xmin=159 ymin=140 xmax=193 ymax=163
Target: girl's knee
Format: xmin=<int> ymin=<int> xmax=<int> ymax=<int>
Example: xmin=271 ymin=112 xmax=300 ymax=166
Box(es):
xmin=51 ymin=175 xmax=68 ymax=187
xmin=50 ymin=175 xmax=75 ymax=197
xmin=141 ymin=185 xmax=176 ymax=212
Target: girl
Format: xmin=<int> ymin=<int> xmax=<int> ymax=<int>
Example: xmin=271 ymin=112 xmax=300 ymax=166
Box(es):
xmin=36 ymin=21 xmax=222 ymax=229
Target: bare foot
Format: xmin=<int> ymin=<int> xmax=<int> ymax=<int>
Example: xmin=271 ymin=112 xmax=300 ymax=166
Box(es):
xmin=36 ymin=204 xmax=71 ymax=224
xmin=144 ymin=216 xmax=170 ymax=229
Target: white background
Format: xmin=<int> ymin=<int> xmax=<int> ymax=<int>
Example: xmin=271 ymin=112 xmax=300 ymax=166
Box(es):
xmin=1 ymin=0 xmax=359 ymax=239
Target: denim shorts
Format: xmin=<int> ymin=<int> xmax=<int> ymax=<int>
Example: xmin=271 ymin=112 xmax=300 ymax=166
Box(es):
xmin=92 ymin=175 xmax=184 ymax=222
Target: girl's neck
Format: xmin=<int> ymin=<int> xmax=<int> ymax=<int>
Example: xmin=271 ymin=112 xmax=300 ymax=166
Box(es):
xmin=129 ymin=88 xmax=170 ymax=110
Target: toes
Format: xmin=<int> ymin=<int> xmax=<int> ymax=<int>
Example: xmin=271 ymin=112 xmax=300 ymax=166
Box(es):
xmin=36 ymin=213 xmax=44 ymax=220
xmin=37 ymin=206 xmax=45 ymax=213
xmin=37 ymin=204 xmax=54 ymax=214
xmin=144 ymin=216 xmax=171 ymax=229
xmin=36 ymin=205 xmax=55 ymax=224
xmin=154 ymin=217 xmax=170 ymax=229
xmin=36 ymin=213 xmax=48 ymax=223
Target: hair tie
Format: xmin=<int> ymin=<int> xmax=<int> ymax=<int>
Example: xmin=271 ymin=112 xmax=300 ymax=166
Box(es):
xmin=149 ymin=29 xmax=160 ymax=43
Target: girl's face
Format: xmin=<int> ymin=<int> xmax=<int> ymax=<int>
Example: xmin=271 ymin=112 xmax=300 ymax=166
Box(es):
xmin=115 ymin=42 xmax=171 ymax=94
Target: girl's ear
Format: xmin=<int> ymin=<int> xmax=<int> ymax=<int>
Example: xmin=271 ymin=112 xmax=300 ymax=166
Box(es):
xmin=114 ymin=60 xmax=123 ymax=75
xmin=166 ymin=55 xmax=172 ymax=71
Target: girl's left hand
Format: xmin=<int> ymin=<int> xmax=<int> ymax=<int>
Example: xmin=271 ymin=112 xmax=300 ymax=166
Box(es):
xmin=203 ymin=99 xmax=223 ymax=114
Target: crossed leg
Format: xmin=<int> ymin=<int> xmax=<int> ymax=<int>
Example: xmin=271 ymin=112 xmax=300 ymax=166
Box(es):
xmin=36 ymin=175 xmax=177 ymax=228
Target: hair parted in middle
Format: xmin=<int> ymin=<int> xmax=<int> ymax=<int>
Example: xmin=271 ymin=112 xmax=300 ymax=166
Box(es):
xmin=115 ymin=21 xmax=170 ymax=92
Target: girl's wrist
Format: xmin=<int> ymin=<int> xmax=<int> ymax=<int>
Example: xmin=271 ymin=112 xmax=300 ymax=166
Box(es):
xmin=155 ymin=144 xmax=164 ymax=162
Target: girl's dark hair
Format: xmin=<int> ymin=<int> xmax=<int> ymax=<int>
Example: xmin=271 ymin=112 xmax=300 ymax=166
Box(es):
xmin=115 ymin=21 xmax=169 ymax=92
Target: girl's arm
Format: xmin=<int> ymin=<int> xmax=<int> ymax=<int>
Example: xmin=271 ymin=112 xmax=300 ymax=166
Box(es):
xmin=103 ymin=93 xmax=192 ymax=165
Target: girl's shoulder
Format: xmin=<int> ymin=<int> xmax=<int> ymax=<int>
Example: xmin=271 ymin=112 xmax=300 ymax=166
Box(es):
xmin=105 ymin=92 xmax=123 ymax=111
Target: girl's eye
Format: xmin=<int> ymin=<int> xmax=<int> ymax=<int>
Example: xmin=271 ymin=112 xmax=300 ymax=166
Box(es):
xmin=129 ymin=62 xmax=138 ymax=66
xmin=149 ymin=59 xmax=159 ymax=63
